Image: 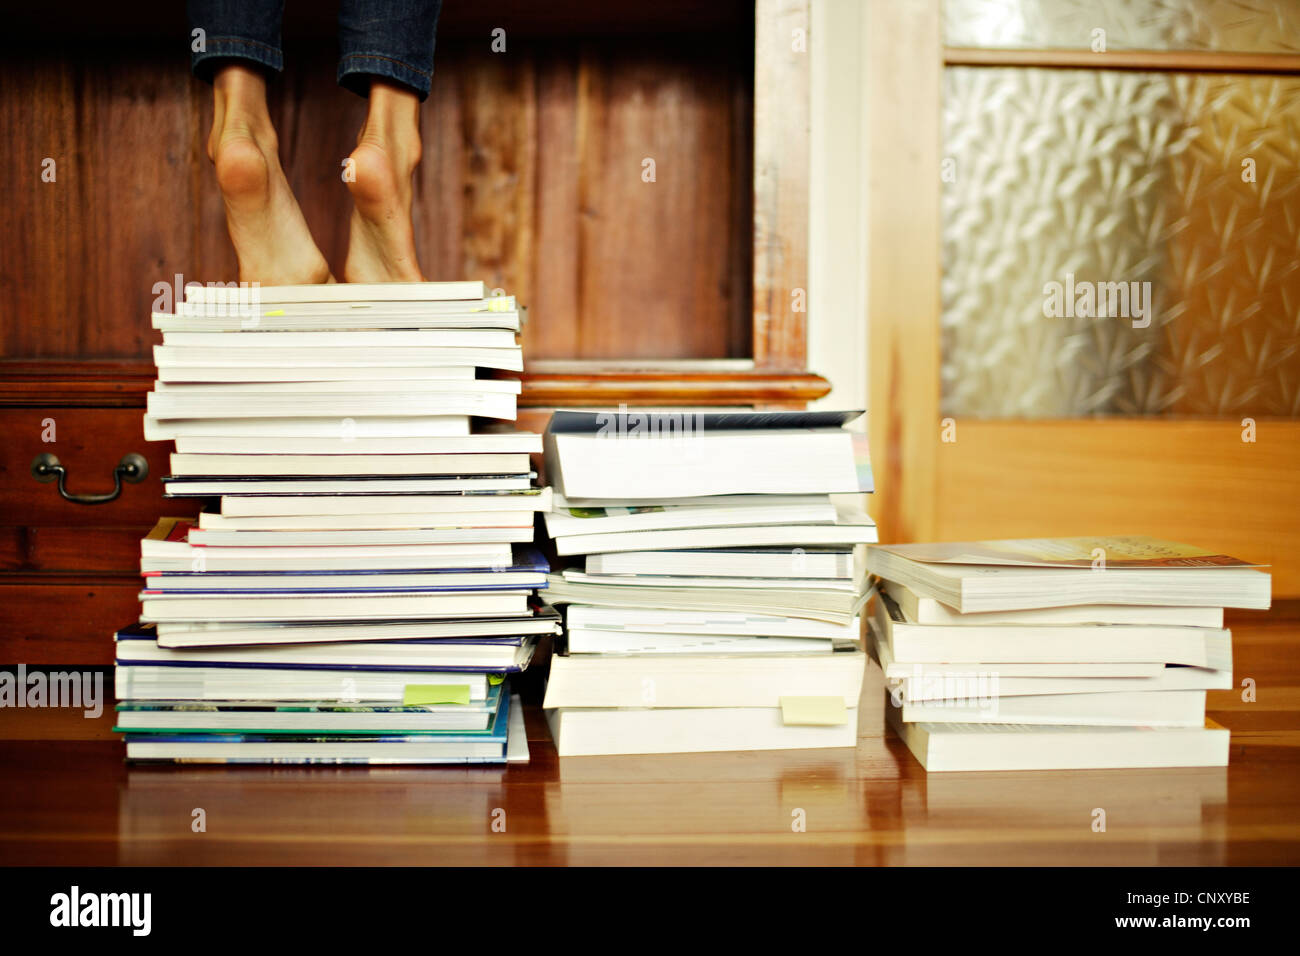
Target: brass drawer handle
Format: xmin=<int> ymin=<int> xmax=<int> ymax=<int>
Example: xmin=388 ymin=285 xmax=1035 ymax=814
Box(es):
xmin=30 ymin=452 xmax=149 ymax=505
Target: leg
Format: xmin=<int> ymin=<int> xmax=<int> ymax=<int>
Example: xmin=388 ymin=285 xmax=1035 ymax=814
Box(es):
xmin=337 ymin=0 xmax=443 ymax=283
xmin=188 ymin=1 xmax=332 ymax=284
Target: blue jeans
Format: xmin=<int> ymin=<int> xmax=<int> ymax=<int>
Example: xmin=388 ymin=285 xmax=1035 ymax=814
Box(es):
xmin=188 ymin=0 xmax=444 ymax=100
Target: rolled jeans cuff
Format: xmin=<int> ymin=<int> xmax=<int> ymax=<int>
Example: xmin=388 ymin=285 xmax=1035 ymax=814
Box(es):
xmin=192 ymin=36 xmax=284 ymax=82
xmin=338 ymin=53 xmax=433 ymax=100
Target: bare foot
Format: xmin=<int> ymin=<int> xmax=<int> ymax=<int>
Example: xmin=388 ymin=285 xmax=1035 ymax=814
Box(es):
xmin=209 ymin=66 xmax=332 ymax=285
xmin=343 ymin=82 xmax=425 ymax=283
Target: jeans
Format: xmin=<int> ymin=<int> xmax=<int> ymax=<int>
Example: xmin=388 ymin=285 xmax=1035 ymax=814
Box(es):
xmin=188 ymin=0 xmax=444 ymax=100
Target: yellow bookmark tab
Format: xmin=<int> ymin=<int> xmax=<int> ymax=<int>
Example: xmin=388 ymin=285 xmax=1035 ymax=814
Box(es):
xmin=263 ymin=309 xmax=286 ymax=316
xmin=487 ymin=674 xmax=505 ymax=686
xmin=780 ymin=696 xmax=847 ymax=726
xmin=402 ymin=684 xmax=471 ymax=706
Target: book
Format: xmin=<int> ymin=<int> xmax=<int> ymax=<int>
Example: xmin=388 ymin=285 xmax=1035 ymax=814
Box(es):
xmin=174 ymin=432 xmax=542 ymax=455
xmin=585 ymin=546 xmax=858 ymax=579
xmin=544 ymin=409 xmax=871 ymax=499
xmin=162 ymin=476 xmax=534 ymax=496
xmin=542 ymin=649 xmax=866 ymax=709
xmin=116 ymin=626 xmax=535 ymax=671
xmin=867 ymin=536 xmax=1271 ymax=612
xmin=170 ymin=453 xmax=530 ymax=478
xmin=148 ymin=391 xmax=517 ymax=421
xmin=551 ymin=508 xmax=878 ymax=555
xmin=872 ymin=593 xmax=1231 ymax=668
xmin=145 ymin=415 xmax=471 ymax=441
xmin=547 ymin=704 xmax=857 ymax=756
xmin=115 ymin=665 xmax=495 ymax=701
xmin=114 ymin=684 xmax=502 ymax=733
xmin=901 ymin=689 xmax=1207 ymax=727
xmin=160 ymin=329 xmax=518 ymax=348
xmin=154 ymin=344 xmax=524 ymax=372
xmin=182 ymin=526 xmax=535 ymax=547
xmin=879 ymin=579 xmax=1225 ymax=628
xmin=546 ymin=574 xmax=869 ymax=625
xmin=183 ymin=280 xmax=487 ymax=304
xmin=155 ymin=604 xmax=561 ymax=647
xmin=886 ymin=707 xmax=1230 ymax=771
xmin=565 ymin=604 xmax=861 ymax=639
xmin=566 ymin=629 xmax=838 ymax=655
xmin=138 ymin=591 xmax=531 ymax=623
xmin=152 ymin=302 xmax=520 ymax=332
xmin=156 ymin=366 xmax=485 ymax=384
xmin=195 ymin=510 xmax=537 ymax=531
xmin=541 ymin=494 xmax=836 ymax=538
xmin=218 ymin=488 xmax=551 ymax=517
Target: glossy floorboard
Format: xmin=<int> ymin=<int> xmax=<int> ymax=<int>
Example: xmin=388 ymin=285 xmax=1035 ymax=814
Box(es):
xmin=1 ymin=607 xmax=1297 ymax=866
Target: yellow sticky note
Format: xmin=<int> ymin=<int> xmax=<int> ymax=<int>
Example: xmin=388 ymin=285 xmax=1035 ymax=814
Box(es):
xmin=487 ymin=674 xmax=505 ymax=686
xmin=264 ymin=309 xmax=286 ymax=316
xmin=780 ymin=696 xmax=847 ymax=726
xmin=402 ymin=684 xmax=470 ymax=706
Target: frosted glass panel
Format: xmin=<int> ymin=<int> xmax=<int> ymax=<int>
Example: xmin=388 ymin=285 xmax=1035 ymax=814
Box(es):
xmin=941 ymin=67 xmax=1300 ymax=417
xmin=945 ymin=0 xmax=1300 ymax=53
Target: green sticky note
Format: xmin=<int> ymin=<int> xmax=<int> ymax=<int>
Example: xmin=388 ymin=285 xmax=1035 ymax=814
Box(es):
xmin=487 ymin=674 xmax=505 ymax=686
xmin=402 ymin=684 xmax=471 ymax=706
xmin=780 ymin=696 xmax=847 ymax=726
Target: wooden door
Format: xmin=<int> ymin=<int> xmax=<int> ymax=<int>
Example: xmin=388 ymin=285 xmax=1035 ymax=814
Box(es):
xmin=0 ymin=1 xmax=824 ymax=664
xmin=866 ymin=0 xmax=1300 ymax=595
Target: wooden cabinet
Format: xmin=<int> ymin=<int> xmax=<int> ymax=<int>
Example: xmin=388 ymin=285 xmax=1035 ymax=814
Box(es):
xmin=0 ymin=1 xmax=824 ymax=664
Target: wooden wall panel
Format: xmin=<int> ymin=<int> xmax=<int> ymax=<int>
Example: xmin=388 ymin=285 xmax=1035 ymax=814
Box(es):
xmin=2 ymin=27 xmax=754 ymax=364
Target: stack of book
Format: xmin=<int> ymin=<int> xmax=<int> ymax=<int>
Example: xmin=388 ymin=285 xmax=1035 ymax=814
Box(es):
xmin=114 ymin=281 xmax=559 ymax=764
xmin=539 ymin=409 xmax=877 ymax=755
xmin=866 ymin=536 xmax=1272 ymax=771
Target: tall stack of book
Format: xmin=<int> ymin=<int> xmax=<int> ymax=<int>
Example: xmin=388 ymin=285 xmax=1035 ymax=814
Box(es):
xmin=114 ymin=281 xmax=559 ymax=764
xmin=539 ymin=409 xmax=877 ymax=755
xmin=866 ymin=537 xmax=1272 ymax=771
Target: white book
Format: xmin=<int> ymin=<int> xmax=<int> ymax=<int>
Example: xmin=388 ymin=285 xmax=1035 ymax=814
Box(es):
xmin=586 ymin=546 xmax=857 ymax=580
xmin=155 ymin=344 xmax=523 ymax=371
xmin=183 ymin=280 xmax=487 ymax=304
xmin=145 ymin=567 xmax=547 ymax=591
xmin=547 ymin=705 xmax=857 ymax=756
xmin=887 ymin=707 xmax=1230 ymax=771
xmin=553 ymin=511 xmax=877 ymax=555
xmin=154 ymin=378 xmax=519 ymax=394
xmin=161 ymin=329 xmax=517 ymax=348
xmin=545 ymin=427 xmax=867 ymax=499
xmin=175 ymin=432 xmax=541 ymax=455
xmin=219 ymin=488 xmax=552 ymax=517
xmin=116 ymin=637 xmax=534 ymax=670
xmin=145 ymin=415 xmax=470 ymax=441
xmin=868 ymin=537 xmax=1271 ymax=612
xmin=542 ymin=649 xmax=866 ymax=709
xmin=116 ymin=665 xmax=490 ymax=702
xmin=881 ymin=579 xmax=1225 ymax=628
xmin=542 ymin=494 xmax=836 ymax=538
xmin=163 ymin=476 xmax=533 ymax=495
xmin=566 ymin=629 xmax=836 ymax=655
xmin=197 ymin=510 xmax=532 ymax=530
xmin=566 ymin=604 xmax=860 ymax=639
xmin=872 ymin=595 xmax=1232 ymax=669
xmin=156 ymin=615 xmax=560 ymax=648
xmin=184 ymin=526 xmax=535 ymax=547
xmin=563 ymin=571 xmax=861 ymax=592
xmin=171 ymin=453 xmax=530 ymax=477
xmin=153 ymin=303 xmax=520 ymax=332
xmin=115 ymin=703 xmax=496 ymax=733
xmin=902 ymin=689 xmax=1207 ymax=727
xmin=139 ymin=591 xmax=530 ymax=622
xmin=546 ymin=574 xmax=869 ymax=625
xmin=869 ymin=621 xmax=1229 ymax=697
xmin=148 ymin=391 xmax=516 ymax=421
xmin=157 ymin=366 xmax=482 ymax=383
xmin=124 ymin=739 xmax=508 ymax=762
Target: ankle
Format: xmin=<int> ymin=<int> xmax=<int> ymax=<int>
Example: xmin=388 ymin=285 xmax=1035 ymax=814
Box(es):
xmin=209 ymin=65 xmax=276 ymax=162
xmin=357 ymin=83 xmax=422 ymax=172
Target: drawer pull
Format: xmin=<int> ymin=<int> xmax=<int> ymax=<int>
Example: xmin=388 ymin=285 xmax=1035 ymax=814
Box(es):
xmin=30 ymin=452 xmax=149 ymax=505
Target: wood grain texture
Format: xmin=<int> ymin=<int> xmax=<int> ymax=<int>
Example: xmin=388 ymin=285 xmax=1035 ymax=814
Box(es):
xmin=865 ymin=0 xmax=942 ymax=544
xmin=752 ymin=0 xmax=810 ymax=371
xmin=0 ymin=606 xmax=1295 ymax=865
xmin=934 ymin=419 xmax=1300 ymax=596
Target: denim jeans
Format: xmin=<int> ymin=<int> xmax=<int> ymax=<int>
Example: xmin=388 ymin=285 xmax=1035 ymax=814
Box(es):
xmin=188 ymin=0 xmax=444 ymax=100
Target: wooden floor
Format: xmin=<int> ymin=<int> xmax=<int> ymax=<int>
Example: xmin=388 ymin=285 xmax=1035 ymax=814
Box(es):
xmin=2 ymin=605 xmax=1297 ymax=866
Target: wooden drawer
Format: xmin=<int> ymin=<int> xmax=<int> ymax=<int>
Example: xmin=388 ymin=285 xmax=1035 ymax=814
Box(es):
xmin=0 ymin=405 xmax=199 ymax=664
